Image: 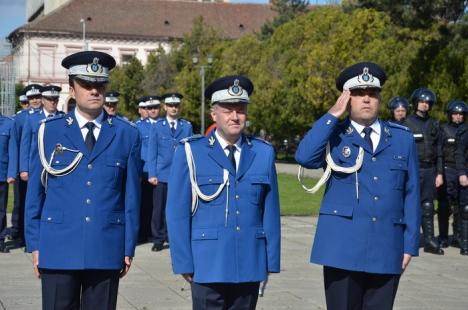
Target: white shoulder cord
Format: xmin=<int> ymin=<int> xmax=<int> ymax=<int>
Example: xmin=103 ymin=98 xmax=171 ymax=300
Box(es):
xmin=298 ymin=142 xmax=364 ymax=195
xmin=184 ymin=142 xmax=229 ymax=219
xmin=38 ymin=122 xmax=84 ymax=189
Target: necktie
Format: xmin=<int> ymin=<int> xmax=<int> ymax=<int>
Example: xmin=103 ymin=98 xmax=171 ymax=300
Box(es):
xmin=226 ymin=145 xmax=236 ymax=171
xmin=170 ymin=121 xmax=175 ymax=134
xmin=84 ymin=122 xmax=96 ymax=151
xmin=363 ymin=127 xmax=373 ymax=151
xmin=47 ymin=114 xmax=54 ymax=118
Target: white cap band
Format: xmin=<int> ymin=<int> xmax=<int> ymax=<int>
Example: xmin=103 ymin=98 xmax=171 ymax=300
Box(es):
xmin=68 ymin=64 xmax=109 ymax=78
xmin=42 ymin=90 xmax=60 ymax=97
xmin=26 ymin=88 xmax=41 ymax=97
xmin=105 ymin=97 xmax=119 ymax=103
xmin=164 ymin=96 xmax=181 ymax=104
xmin=342 ymin=76 xmax=381 ymax=91
xmin=211 ymin=89 xmax=249 ymax=104
xmin=19 ymin=95 xmax=28 ymax=101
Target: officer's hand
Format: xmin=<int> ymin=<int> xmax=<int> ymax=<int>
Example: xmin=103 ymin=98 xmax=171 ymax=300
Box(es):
xmin=182 ymin=273 xmax=193 ymax=283
xmin=148 ymin=177 xmax=158 ymax=186
xmin=119 ymin=256 xmax=132 ymax=278
xmin=328 ymin=90 xmax=351 ymax=118
xmin=20 ymin=172 xmax=28 ymax=181
xmin=7 ymin=177 xmax=15 ymax=184
xmin=460 ymin=175 xmax=468 ymax=187
xmin=32 ymin=251 xmax=40 ymax=279
xmin=435 ymin=174 xmax=443 ymax=188
xmin=401 ymin=253 xmax=412 ymax=273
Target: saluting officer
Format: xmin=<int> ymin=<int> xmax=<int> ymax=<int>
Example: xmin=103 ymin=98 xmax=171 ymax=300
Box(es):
xmin=147 ymin=92 xmax=192 ymax=252
xmin=135 ymin=96 xmax=160 ymax=243
xmin=403 ymin=88 xmax=445 ymax=254
xmin=296 ymin=62 xmax=420 ymax=310
xmin=166 ymin=75 xmax=281 ymax=310
xmin=25 ymin=51 xmax=142 ymax=310
xmin=437 ymin=100 xmax=467 ymax=248
xmin=0 ymin=113 xmax=18 ymax=253
xmin=388 ymin=96 xmax=409 ymax=124
xmin=8 ymin=84 xmax=43 ymax=248
xmin=454 ymin=105 xmax=468 ymax=255
xmin=19 ymin=85 xmax=64 ymax=181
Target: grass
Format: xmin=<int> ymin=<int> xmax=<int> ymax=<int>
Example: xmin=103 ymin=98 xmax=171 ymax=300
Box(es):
xmin=6 ymin=174 xmax=323 ymax=216
xmin=278 ymin=174 xmax=322 ymax=216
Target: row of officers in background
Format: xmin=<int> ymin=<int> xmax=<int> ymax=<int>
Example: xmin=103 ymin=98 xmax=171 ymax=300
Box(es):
xmin=0 ymin=84 xmax=467 ymax=257
xmin=388 ymin=89 xmax=468 ymax=256
xmin=0 ymin=83 xmax=193 ymax=254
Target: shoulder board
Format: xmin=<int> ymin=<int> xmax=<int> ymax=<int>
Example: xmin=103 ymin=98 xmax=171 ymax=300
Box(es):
xmin=135 ymin=119 xmax=142 ymax=124
xmin=43 ymin=114 xmax=65 ymax=124
xmin=180 ymin=134 xmax=204 ymax=144
xmin=113 ymin=116 xmax=136 ymax=127
xmin=28 ymin=109 xmax=35 ymax=114
xmin=179 ymin=118 xmax=191 ymax=124
xmin=387 ymin=121 xmax=410 ymax=131
xmin=249 ymin=136 xmax=272 ymax=145
xmin=16 ymin=109 xmax=25 ymax=115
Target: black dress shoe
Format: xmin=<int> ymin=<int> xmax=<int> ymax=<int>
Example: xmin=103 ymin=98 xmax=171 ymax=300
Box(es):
xmin=461 ymin=249 xmax=468 ymax=256
xmin=0 ymin=241 xmax=10 ymax=253
xmin=439 ymin=238 xmax=449 ymax=248
xmin=152 ymin=243 xmax=164 ymax=252
xmin=424 ymin=239 xmax=444 ymax=255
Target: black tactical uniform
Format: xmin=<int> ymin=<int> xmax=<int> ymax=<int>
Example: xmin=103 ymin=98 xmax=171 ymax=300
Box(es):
xmin=454 ymin=104 xmax=468 ymax=255
xmin=403 ymin=88 xmax=444 ymax=254
xmin=388 ymin=96 xmax=409 ymax=125
xmin=437 ymin=101 xmax=467 ymax=248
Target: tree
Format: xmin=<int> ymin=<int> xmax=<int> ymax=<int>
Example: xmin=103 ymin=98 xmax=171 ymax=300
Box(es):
xmin=142 ymin=47 xmax=177 ymax=95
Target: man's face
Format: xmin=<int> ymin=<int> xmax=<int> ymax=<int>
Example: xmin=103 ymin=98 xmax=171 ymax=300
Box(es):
xmin=349 ymin=88 xmax=380 ymax=125
xmin=147 ymin=106 xmax=160 ymax=119
xmin=69 ymin=79 xmax=106 ymax=115
xmin=393 ymin=107 xmax=407 ymax=122
xmin=103 ymin=102 xmax=117 ymax=116
xmin=28 ymin=95 xmax=42 ymax=108
xmin=164 ymin=103 xmax=180 ymax=118
xmin=417 ymin=100 xmax=430 ymax=113
xmin=211 ymin=102 xmax=247 ymax=142
xmin=451 ymin=112 xmax=464 ymax=124
xmin=20 ymin=102 xmax=29 ymax=110
xmin=138 ymin=107 xmax=148 ymax=118
xmin=42 ymin=96 xmax=58 ymax=114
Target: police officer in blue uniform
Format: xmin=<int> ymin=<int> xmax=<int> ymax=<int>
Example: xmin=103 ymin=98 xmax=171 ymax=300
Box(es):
xmin=0 ymin=114 xmax=18 ymax=253
xmin=388 ymin=96 xmax=409 ymax=125
xmin=454 ymin=105 xmax=468 ymax=255
xmin=403 ymin=88 xmax=445 ymax=254
xmin=166 ymin=75 xmax=281 ymax=310
xmin=20 ymin=85 xmax=64 ymax=180
xmin=19 ymin=92 xmax=29 ymax=110
xmin=135 ymin=96 xmax=160 ymax=243
xmin=296 ymin=62 xmax=420 ymax=310
xmin=147 ymin=92 xmax=192 ymax=251
xmin=8 ymin=84 xmax=43 ymax=247
xmin=437 ymin=100 xmax=467 ymax=248
xmin=25 ymin=51 xmax=141 ymax=310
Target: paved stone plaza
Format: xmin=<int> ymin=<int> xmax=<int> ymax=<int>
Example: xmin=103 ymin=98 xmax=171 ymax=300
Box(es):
xmin=1 ymin=216 xmax=467 ymax=309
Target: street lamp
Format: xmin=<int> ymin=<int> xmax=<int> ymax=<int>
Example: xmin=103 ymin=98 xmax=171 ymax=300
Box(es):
xmin=192 ymin=54 xmax=213 ymax=134
xmin=80 ymin=18 xmax=88 ymax=51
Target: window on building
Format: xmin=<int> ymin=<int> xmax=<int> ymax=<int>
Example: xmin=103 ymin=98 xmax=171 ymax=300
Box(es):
xmin=119 ymin=49 xmax=137 ymax=66
xmin=37 ymin=44 xmax=57 ymax=78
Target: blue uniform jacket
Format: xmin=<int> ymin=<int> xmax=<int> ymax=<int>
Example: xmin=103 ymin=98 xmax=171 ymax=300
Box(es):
xmin=135 ymin=118 xmax=151 ymax=175
xmin=295 ymin=113 xmax=420 ymax=275
xmin=0 ymin=116 xmax=18 ymax=181
xmin=25 ymin=112 xmax=142 ymax=270
xmin=166 ymin=132 xmax=281 ymax=283
xmin=20 ymin=110 xmax=65 ymax=173
xmin=147 ymin=118 xmax=193 ymax=182
xmin=14 ymin=109 xmax=36 ymax=150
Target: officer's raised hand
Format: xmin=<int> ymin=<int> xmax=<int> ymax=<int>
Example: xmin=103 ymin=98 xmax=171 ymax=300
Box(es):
xmin=328 ymin=90 xmax=351 ymax=118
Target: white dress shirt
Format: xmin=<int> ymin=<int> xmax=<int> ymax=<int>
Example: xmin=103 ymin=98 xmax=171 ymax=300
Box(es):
xmin=166 ymin=116 xmax=178 ymax=130
xmin=74 ymin=109 xmax=104 ymax=141
xmin=351 ymin=119 xmax=381 ymax=152
xmin=215 ymin=130 xmax=242 ymax=171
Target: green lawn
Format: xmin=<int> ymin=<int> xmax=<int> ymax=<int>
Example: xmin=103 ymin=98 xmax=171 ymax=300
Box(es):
xmin=6 ymin=174 xmax=323 ymax=216
xmin=278 ymin=174 xmax=322 ymax=216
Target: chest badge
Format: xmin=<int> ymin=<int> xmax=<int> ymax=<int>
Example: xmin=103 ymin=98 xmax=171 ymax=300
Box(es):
xmin=342 ymin=146 xmax=352 ymax=158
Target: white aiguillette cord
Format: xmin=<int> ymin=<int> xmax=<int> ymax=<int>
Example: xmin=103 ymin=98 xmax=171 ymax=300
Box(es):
xmin=298 ymin=142 xmax=364 ymax=199
xmin=38 ymin=122 xmax=83 ymax=189
xmin=184 ymin=142 xmax=230 ymax=225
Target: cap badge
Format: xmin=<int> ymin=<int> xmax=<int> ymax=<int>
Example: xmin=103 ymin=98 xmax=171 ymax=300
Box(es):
xmin=345 ymin=126 xmax=354 ymax=135
xmin=87 ymin=57 xmax=102 ymax=73
xmin=66 ymin=116 xmax=74 ymax=126
xmin=342 ymin=146 xmax=351 ymax=158
xmin=228 ymin=79 xmax=242 ymax=96
xmin=208 ymin=136 xmax=216 ymax=147
xmin=172 ymin=95 xmax=177 ymax=101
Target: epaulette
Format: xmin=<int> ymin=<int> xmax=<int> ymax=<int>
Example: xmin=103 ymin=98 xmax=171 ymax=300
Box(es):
xmin=28 ymin=109 xmax=35 ymax=114
xmin=42 ymin=113 xmax=65 ymax=124
xmin=387 ymin=121 xmax=410 ymax=131
xmin=249 ymin=136 xmax=272 ymax=145
xmin=180 ymin=118 xmax=191 ymax=124
xmin=180 ymin=134 xmax=204 ymax=144
xmin=113 ymin=116 xmax=136 ymax=128
xmin=16 ymin=109 xmax=26 ymax=115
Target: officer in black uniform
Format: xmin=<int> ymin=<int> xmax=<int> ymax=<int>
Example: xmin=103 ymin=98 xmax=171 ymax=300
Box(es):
xmin=437 ymin=100 xmax=467 ymax=248
xmin=388 ymin=96 xmax=409 ymax=125
xmin=455 ymin=106 xmax=468 ymax=255
xmin=403 ymin=88 xmax=444 ymax=254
